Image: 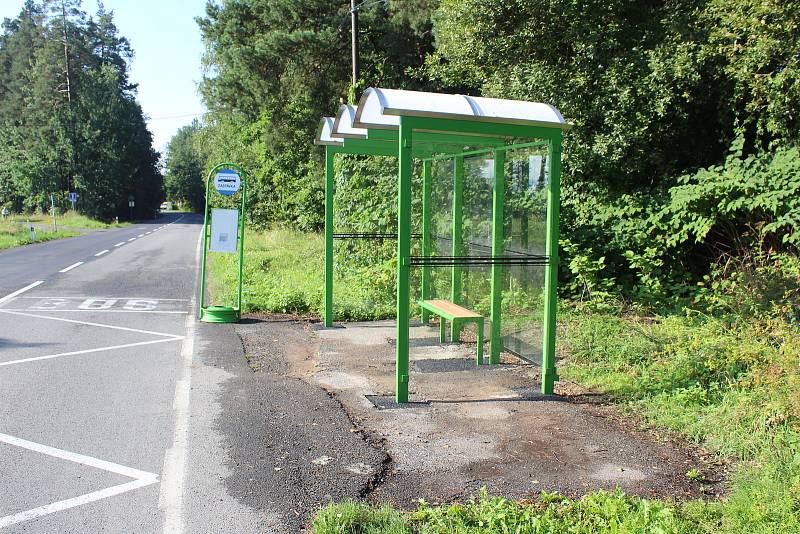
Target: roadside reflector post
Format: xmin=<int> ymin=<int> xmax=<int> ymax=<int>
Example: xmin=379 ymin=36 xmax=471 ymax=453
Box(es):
xmin=199 ymin=162 xmax=248 ymax=323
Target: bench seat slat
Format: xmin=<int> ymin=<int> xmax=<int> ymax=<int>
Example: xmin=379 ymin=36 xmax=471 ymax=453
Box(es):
xmin=419 ymin=299 xmax=482 ymax=319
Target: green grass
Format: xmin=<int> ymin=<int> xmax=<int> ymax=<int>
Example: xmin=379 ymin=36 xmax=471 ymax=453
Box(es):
xmin=13 ymin=210 xmax=129 ymax=229
xmin=0 ymin=211 xmax=127 ymax=250
xmin=0 ymin=219 xmax=81 ymax=250
xmin=312 ymin=489 xmax=693 ymax=533
xmin=207 ymin=228 xmax=397 ymax=319
xmin=207 ymin=228 xmax=800 ymax=532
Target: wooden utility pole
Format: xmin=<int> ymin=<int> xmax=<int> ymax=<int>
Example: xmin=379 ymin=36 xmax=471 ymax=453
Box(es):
xmin=350 ymin=0 xmax=359 ymax=91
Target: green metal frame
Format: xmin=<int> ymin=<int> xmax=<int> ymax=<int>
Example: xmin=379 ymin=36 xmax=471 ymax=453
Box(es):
xmin=321 ymin=116 xmax=563 ymax=403
xmin=489 ymin=149 xmax=506 ymax=364
xmin=199 ymin=162 xmax=248 ymax=323
xmin=450 ymin=155 xmax=464 ymax=341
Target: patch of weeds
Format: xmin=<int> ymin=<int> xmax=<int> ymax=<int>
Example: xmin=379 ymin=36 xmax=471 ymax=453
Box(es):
xmin=312 ymin=488 xmax=694 ymax=533
xmin=559 ymin=305 xmax=800 ymax=532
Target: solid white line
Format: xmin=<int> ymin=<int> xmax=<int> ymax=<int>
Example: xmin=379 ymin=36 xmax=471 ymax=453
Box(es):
xmin=0 ymin=479 xmax=158 ymax=528
xmin=0 ymin=432 xmax=159 ymax=480
xmin=0 ymin=432 xmax=158 ymax=528
xmin=159 ymin=226 xmax=200 ymax=534
xmin=95 ymin=249 xmax=110 ymax=257
xmin=58 ymin=262 xmax=84 ymax=273
xmin=114 ymin=242 xmax=125 ymax=247
xmin=127 ymin=238 xmax=136 ymax=242
xmin=0 ymin=309 xmax=183 ymax=338
xmin=0 ymin=281 xmax=44 ymax=306
xmin=0 ymin=309 xmax=189 ymax=314
xmin=16 ymin=297 xmax=190 ymax=301
xmin=138 ymin=234 xmax=145 ymax=238
xmin=0 ymin=337 xmax=184 ymax=367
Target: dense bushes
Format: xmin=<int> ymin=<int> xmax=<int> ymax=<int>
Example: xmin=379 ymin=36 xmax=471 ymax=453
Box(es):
xmin=193 ymin=0 xmax=800 ymax=301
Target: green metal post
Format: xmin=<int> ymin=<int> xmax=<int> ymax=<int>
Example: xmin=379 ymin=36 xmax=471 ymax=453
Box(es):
xmin=450 ymin=155 xmax=464 ymax=341
xmin=236 ymin=167 xmax=247 ymax=312
xmin=490 ymin=150 xmax=506 ymax=363
xmin=542 ymin=135 xmax=562 ymax=394
xmin=198 ymin=169 xmax=212 ymax=317
xmin=396 ymin=117 xmax=413 ymax=404
xmin=324 ymin=148 xmax=335 ymax=327
xmin=421 ymin=159 xmax=432 ymax=324
xmin=199 ymin=162 xmax=247 ymax=323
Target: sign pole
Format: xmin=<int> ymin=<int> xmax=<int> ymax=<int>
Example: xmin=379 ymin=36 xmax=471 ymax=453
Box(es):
xmin=199 ymin=162 xmax=247 ymax=323
xmin=50 ymin=194 xmax=57 ymax=232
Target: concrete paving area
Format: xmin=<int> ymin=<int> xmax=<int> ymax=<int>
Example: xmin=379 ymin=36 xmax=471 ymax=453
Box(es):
xmin=233 ymin=315 xmax=716 ymax=529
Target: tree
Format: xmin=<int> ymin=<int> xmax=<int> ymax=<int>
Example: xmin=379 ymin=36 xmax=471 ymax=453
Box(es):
xmin=165 ymin=121 xmax=205 ymax=211
xmin=0 ymin=1 xmax=162 ymax=220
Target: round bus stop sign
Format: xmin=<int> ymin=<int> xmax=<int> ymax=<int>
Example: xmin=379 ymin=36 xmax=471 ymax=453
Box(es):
xmin=214 ymin=169 xmax=241 ymax=196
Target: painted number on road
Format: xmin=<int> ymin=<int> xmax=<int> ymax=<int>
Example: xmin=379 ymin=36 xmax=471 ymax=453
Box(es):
xmin=23 ymin=298 xmax=186 ymax=313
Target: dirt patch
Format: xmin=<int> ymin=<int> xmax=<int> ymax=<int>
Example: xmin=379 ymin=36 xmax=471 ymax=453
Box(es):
xmin=236 ymin=314 xmax=724 ymax=517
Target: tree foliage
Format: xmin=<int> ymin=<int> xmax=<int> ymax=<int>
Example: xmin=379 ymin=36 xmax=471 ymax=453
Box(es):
xmin=194 ymin=0 xmax=799 ymax=300
xmin=164 ymin=121 xmax=205 ymax=211
xmin=195 ymin=0 xmax=437 ymax=230
xmin=0 ymin=0 xmax=162 ymax=220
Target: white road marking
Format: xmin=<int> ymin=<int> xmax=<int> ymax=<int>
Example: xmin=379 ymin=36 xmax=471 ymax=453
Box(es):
xmin=138 ymin=234 xmax=145 ymax=237
xmin=0 ymin=432 xmax=158 ymax=528
xmin=0 ymin=309 xmax=183 ymax=338
xmin=0 ymin=479 xmax=157 ymax=528
xmin=95 ymin=249 xmax=109 ymax=257
xmin=127 ymin=238 xmax=136 ymax=242
xmin=0 ymin=308 xmax=189 ymax=314
xmin=0 ymin=281 xmax=44 ymax=306
xmin=0 ymin=433 xmax=158 ymax=480
xmin=16 ymin=297 xmax=189 ymax=301
xmin=159 ymin=227 xmax=200 ymax=534
xmin=58 ymin=262 xmax=84 ymax=273
xmin=0 ymin=337 xmax=184 ymax=367
xmin=114 ymin=242 xmax=125 ymax=247
xmin=146 ymin=231 xmax=152 ymax=235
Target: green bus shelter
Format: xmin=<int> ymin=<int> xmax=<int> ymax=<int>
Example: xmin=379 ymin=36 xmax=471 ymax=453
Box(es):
xmin=315 ymin=88 xmax=570 ymax=404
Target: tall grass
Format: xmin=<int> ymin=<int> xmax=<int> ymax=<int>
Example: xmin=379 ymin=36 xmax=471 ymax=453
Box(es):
xmin=207 ymin=228 xmax=397 ymax=319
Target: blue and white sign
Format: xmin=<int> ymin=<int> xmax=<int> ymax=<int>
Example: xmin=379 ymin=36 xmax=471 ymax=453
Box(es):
xmin=213 ymin=169 xmax=241 ymax=196
xmin=68 ymin=192 xmax=78 ymax=202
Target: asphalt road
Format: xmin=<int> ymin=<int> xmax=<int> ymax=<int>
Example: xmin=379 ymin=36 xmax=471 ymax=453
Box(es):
xmin=0 ymin=213 xmax=263 ymax=533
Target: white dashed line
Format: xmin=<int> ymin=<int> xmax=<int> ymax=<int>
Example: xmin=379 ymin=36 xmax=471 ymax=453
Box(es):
xmin=58 ymin=262 xmax=84 ymax=273
xmin=138 ymin=234 xmax=145 ymax=238
xmin=146 ymin=232 xmax=152 ymax=235
xmin=0 ymin=281 xmax=44 ymax=305
xmin=128 ymin=238 xmax=136 ymax=242
xmin=95 ymin=250 xmax=109 ymax=257
xmin=114 ymin=242 xmax=125 ymax=247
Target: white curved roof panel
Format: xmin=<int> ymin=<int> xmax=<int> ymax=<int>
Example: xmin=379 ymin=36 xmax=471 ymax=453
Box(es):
xmin=314 ymin=117 xmax=343 ymax=146
xmin=333 ymin=105 xmax=368 ymax=139
xmin=354 ymin=87 xmax=569 ymax=131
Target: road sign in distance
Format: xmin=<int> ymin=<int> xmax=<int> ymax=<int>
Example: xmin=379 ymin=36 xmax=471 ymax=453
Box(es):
xmin=214 ymin=169 xmax=241 ymax=196
xmin=68 ymin=192 xmax=78 ymax=202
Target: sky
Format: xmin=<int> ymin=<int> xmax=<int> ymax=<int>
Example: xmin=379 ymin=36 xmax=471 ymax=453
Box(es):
xmin=1 ymin=0 xmax=209 ymax=154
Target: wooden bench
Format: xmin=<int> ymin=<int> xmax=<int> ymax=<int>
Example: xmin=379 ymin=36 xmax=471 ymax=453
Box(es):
xmin=418 ymin=300 xmax=485 ymax=365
